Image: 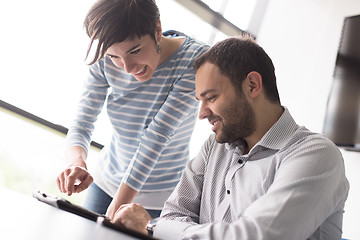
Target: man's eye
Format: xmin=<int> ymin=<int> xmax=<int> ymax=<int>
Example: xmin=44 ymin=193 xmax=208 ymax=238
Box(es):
xmin=207 ymin=96 xmax=215 ymax=102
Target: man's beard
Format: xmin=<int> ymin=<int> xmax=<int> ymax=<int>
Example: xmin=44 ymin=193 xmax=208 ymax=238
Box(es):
xmin=215 ymin=94 xmax=256 ymax=144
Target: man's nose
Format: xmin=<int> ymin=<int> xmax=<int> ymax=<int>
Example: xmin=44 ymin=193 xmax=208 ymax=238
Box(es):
xmin=198 ymin=103 xmax=211 ymax=120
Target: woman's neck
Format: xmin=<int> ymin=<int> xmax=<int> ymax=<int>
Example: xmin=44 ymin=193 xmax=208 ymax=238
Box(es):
xmin=158 ymin=35 xmax=185 ymax=65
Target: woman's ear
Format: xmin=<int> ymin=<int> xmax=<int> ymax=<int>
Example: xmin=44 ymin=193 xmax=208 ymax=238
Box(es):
xmin=155 ymin=20 xmax=162 ymax=42
xmin=246 ymin=71 xmax=262 ymax=98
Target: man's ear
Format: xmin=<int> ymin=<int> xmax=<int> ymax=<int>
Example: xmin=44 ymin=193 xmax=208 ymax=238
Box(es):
xmin=155 ymin=20 xmax=162 ymax=42
xmin=246 ymin=71 xmax=262 ymax=98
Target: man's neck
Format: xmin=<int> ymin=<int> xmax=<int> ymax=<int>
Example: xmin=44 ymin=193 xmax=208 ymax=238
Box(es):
xmin=244 ymin=104 xmax=283 ymax=152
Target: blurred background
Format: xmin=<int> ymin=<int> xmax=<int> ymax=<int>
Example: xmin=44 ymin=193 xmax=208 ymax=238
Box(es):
xmin=0 ymin=0 xmax=359 ymax=238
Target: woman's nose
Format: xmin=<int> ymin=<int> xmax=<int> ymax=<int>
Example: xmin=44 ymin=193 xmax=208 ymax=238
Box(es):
xmin=113 ymin=58 xmax=134 ymax=73
xmin=123 ymin=59 xmax=135 ymax=73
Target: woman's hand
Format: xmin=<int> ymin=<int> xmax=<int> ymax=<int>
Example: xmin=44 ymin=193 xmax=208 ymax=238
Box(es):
xmin=56 ymin=146 xmax=93 ymax=196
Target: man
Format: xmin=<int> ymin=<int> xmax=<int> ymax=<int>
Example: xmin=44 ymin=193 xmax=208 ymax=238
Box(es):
xmin=112 ymin=35 xmax=349 ymax=240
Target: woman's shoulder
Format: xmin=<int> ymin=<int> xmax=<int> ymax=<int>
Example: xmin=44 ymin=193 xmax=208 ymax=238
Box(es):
xmin=184 ymin=35 xmax=209 ymax=51
xmin=164 ymin=30 xmax=209 ymax=50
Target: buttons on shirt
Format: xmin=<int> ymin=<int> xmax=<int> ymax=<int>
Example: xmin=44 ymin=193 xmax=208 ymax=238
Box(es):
xmin=238 ymin=159 xmax=244 ymax=164
xmin=227 ymin=190 xmax=230 ymax=194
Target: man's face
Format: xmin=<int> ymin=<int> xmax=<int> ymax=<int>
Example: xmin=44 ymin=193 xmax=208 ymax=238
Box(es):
xmin=195 ymin=62 xmax=255 ymax=143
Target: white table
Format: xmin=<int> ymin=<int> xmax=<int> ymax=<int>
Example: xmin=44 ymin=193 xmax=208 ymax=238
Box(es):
xmin=0 ymin=187 xmax=148 ymax=240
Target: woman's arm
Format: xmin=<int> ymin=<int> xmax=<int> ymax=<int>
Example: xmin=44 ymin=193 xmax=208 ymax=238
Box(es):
xmin=106 ymin=182 xmax=137 ymax=219
xmin=58 ymin=60 xmax=109 ymax=195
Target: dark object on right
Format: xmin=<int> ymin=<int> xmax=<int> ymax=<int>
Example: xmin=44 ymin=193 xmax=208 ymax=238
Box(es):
xmin=323 ymin=14 xmax=360 ymax=151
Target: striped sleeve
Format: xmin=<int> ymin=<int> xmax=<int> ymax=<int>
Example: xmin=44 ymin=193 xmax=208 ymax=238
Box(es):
xmin=66 ymin=61 xmax=109 ymax=152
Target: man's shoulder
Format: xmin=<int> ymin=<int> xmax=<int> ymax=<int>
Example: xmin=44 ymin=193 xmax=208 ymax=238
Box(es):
xmin=292 ymin=127 xmax=338 ymax=149
xmin=281 ymin=127 xmax=343 ymax=163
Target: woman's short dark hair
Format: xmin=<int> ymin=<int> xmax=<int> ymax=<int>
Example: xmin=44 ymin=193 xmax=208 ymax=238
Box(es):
xmin=194 ymin=35 xmax=281 ymax=104
xmin=84 ymin=0 xmax=160 ymax=65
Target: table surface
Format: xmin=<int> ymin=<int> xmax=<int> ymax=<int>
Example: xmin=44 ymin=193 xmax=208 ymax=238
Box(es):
xmin=0 ymin=187 xmax=144 ymax=240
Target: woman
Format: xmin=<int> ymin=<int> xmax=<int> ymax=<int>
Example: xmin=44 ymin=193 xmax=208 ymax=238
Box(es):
xmin=56 ymin=0 xmax=209 ymax=219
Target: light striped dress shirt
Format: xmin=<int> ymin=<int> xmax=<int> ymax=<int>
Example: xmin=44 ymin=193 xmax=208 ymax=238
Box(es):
xmin=66 ymin=35 xmax=209 ymax=208
xmin=156 ymin=107 xmax=349 ymax=240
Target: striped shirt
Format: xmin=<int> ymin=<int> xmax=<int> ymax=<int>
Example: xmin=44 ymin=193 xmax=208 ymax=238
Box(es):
xmin=66 ymin=35 xmax=209 ymax=208
xmin=156 ymin=107 xmax=349 ymax=240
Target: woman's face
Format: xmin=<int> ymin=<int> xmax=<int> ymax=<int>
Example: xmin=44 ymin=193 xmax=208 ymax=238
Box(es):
xmin=106 ymin=34 xmax=160 ymax=82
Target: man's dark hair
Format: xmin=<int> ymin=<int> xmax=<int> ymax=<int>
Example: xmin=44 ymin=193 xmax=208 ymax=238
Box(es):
xmin=194 ymin=35 xmax=281 ymax=104
xmin=84 ymin=0 xmax=160 ymax=65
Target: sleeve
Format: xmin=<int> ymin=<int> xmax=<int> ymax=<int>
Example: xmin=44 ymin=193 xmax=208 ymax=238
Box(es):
xmin=66 ymin=60 xmax=109 ymax=153
xmin=157 ymin=136 xmax=349 ymax=240
xmin=122 ymin=43 xmax=210 ymax=191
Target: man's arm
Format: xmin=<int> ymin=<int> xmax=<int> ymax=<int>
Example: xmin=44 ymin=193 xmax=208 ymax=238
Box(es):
xmin=153 ymin=136 xmax=210 ymax=239
xmin=111 ymin=154 xmax=204 ymax=240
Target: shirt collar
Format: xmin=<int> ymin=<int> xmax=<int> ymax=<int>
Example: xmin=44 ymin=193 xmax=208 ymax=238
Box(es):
xmin=257 ymin=107 xmax=299 ymax=150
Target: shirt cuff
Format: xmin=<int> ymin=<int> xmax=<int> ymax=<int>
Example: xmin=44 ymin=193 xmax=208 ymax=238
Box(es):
xmin=154 ymin=219 xmax=195 ymax=240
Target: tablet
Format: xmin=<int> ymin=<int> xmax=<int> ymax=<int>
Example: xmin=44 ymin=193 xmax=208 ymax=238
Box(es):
xmin=33 ymin=190 xmax=156 ymax=240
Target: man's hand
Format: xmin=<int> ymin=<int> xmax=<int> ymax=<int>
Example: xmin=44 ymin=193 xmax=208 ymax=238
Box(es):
xmin=106 ymin=182 xmax=138 ymax=219
xmin=112 ymin=203 xmax=152 ymax=235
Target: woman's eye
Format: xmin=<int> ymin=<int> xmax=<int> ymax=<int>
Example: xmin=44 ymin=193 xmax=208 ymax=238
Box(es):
xmin=130 ymin=49 xmax=141 ymax=54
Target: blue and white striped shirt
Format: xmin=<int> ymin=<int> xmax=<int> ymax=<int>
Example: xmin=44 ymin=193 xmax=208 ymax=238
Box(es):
xmin=66 ymin=35 xmax=209 ymax=206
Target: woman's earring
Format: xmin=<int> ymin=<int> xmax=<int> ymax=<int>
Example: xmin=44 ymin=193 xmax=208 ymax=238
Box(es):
xmin=156 ymin=43 xmax=162 ymax=54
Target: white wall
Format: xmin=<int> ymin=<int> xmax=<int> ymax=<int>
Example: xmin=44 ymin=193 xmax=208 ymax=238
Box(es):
xmin=257 ymin=0 xmax=360 ymax=238
xmin=341 ymin=149 xmax=360 ymax=239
